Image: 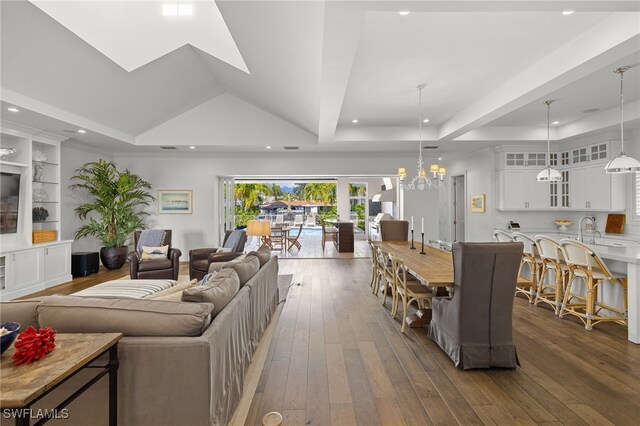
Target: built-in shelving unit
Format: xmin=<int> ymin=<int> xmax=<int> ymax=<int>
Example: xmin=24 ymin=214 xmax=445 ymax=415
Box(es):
xmin=0 ymin=122 xmax=72 ymax=300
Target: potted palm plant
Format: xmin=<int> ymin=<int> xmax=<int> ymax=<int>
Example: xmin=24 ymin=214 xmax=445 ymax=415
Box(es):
xmin=70 ymin=160 xmax=155 ymax=270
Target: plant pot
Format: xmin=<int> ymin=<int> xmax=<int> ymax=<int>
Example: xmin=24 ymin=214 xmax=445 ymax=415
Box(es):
xmin=100 ymin=246 xmax=128 ymax=270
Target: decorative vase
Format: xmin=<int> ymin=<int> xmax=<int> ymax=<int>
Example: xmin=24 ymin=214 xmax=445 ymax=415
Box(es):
xmin=33 ymin=163 xmax=44 ymax=182
xmin=100 ymin=246 xmax=128 ymax=270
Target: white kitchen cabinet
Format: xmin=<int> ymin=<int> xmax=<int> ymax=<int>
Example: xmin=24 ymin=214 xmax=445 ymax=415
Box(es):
xmin=0 ymin=241 xmax=72 ymax=300
xmin=43 ymin=242 xmax=72 ymax=286
xmin=498 ymin=170 xmax=549 ymax=210
xmin=571 ymin=164 xmax=625 ymax=211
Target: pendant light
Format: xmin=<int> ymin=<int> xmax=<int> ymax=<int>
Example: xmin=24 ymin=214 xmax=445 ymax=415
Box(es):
xmin=604 ymin=66 xmax=640 ymax=173
xmin=399 ymin=84 xmax=444 ymax=191
xmin=536 ymin=100 xmax=562 ymax=182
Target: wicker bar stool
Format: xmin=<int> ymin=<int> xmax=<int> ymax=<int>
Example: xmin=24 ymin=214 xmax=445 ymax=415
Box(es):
xmin=493 ymin=230 xmax=514 ymax=242
xmin=512 ymin=232 xmax=541 ymax=304
xmin=389 ymin=253 xmax=433 ymax=333
xmin=534 ymin=235 xmax=569 ymax=315
xmin=559 ymin=239 xmax=628 ymax=331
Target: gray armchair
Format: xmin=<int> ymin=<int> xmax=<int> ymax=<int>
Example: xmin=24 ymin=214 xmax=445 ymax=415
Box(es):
xmin=189 ymin=230 xmax=247 ymax=280
xmin=428 ymin=242 xmax=523 ymax=370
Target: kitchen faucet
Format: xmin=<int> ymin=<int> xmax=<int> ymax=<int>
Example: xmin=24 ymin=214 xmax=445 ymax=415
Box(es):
xmin=577 ymin=215 xmax=597 ymax=243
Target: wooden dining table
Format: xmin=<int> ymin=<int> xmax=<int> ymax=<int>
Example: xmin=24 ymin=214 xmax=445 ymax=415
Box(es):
xmin=371 ymin=240 xmax=531 ymax=328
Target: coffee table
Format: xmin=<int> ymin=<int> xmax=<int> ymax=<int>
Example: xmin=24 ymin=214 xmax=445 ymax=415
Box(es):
xmin=1 ymin=333 xmax=122 ymax=426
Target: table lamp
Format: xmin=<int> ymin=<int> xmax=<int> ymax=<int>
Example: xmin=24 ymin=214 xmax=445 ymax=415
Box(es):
xmin=246 ymin=220 xmax=271 ymax=248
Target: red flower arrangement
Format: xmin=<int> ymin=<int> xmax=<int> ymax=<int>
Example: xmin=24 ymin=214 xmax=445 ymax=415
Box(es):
xmin=12 ymin=326 xmax=56 ymax=365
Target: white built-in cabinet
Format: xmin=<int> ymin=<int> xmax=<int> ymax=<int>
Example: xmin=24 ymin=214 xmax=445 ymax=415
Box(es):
xmin=497 ymin=141 xmax=626 ymax=212
xmin=0 ymin=123 xmax=73 ymax=300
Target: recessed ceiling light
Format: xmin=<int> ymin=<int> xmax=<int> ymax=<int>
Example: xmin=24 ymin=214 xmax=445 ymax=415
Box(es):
xmin=562 ymin=10 xmax=574 ymax=16
xmin=422 ymin=118 xmax=430 ymax=123
xmin=398 ymin=11 xmax=410 ymax=16
xmin=438 ymin=157 xmax=443 ymax=161
xmin=552 ymin=121 xmax=560 ymax=125
xmin=7 ymin=107 xmax=19 ymax=112
xmin=352 ymin=119 xmax=358 ymax=123
xmin=266 ymin=146 xmax=272 ymax=149
xmin=189 ymin=146 xmax=196 ymax=149
xmin=77 ymin=129 xmax=86 ymax=134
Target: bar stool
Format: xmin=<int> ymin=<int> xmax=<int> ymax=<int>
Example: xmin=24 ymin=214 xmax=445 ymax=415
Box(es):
xmin=534 ymin=235 xmax=569 ymax=315
xmin=493 ymin=230 xmax=514 ymax=242
xmin=389 ymin=253 xmax=433 ymax=334
xmin=559 ymin=239 xmax=628 ymax=331
xmin=512 ymin=232 xmax=541 ymax=304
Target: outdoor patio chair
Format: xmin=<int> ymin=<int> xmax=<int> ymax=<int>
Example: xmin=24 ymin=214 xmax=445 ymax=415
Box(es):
xmin=275 ymin=214 xmax=284 ymax=225
xmin=287 ymin=224 xmax=304 ymax=252
xmin=293 ymin=214 xmax=304 ymax=226
xmin=320 ymin=219 xmax=338 ymax=251
xmin=305 ymin=215 xmax=316 ymax=226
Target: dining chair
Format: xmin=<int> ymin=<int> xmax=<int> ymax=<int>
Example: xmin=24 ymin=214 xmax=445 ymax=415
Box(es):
xmin=559 ymin=239 xmax=627 ymax=331
xmin=286 ymin=224 xmax=303 ymax=252
xmin=493 ymin=230 xmax=514 ymax=242
xmin=389 ymin=253 xmax=433 ymax=333
xmin=534 ymin=235 xmax=569 ymax=315
xmin=320 ymin=219 xmax=338 ymax=251
xmin=511 ymin=232 xmax=541 ymax=304
xmin=368 ymin=241 xmax=380 ymax=294
xmin=380 ymin=220 xmax=409 ymax=241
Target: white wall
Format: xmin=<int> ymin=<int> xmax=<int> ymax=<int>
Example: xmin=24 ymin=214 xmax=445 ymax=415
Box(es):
xmin=112 ymin=153 xmax=418 ymax=254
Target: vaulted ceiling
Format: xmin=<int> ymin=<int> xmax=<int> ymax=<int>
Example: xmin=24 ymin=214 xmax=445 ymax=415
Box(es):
xmin=1 ymin=0 xmax=639 ymax=155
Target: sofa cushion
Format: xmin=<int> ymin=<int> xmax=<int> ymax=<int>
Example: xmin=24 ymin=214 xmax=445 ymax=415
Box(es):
xmin=147 ymin=280 xmax=197 ymax=300
xmin=139 ymin=258 xmax=172 ymax=272
xmin=36 ymin=295 xmax=214 ymax=336
xmin=182 ymin=269 xmax=240 ymax=317
xmin=0 ymin=298 xmax=44 ymax=329
xmin=222 ymin=255 xmax=259 ymax=286
xmin=248 ymin=244 xmax=271 ymax=267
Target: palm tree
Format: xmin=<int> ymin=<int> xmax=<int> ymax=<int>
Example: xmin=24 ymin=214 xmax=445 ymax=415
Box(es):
xmin=234 ymin=183 xmax=270 ymax=211
xmin=304 ymin=183 xmax=337 ymax=205
xmin=268 ymin=184 xmax=285 ymax=200
xmin=349 ymin=184 xmax=367 ymax=197
xmin=292 ymin=183 xmax=307 ymax=200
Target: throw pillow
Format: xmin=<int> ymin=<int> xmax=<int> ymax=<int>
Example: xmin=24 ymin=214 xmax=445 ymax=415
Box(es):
xmin=182 ymin=269 xmax=240 ymax=317
xmin=221 ymin=255 xmax=259 ymax=286
xmin=248 ymin=244 xmax=271 ymax=267
xmin=140 ymin=245 xmax=169 ymax=262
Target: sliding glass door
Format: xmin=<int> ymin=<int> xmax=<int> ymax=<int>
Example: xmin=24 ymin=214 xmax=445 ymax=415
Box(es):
xmin=218 ymin=176 xmax=235 ymax=245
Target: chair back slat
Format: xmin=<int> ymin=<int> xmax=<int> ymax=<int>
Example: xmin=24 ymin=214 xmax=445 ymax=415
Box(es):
xmin=560 ymin=239 xmax=614 ymax=278
xmin=534 ymin=235 xmax=563 ymax=262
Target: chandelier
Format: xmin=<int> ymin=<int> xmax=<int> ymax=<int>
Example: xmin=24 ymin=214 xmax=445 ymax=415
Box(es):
xmin=399 ymin=84 xmax=445 ymax=191
xmin=604 ymin=66 xmax=640 ymax=173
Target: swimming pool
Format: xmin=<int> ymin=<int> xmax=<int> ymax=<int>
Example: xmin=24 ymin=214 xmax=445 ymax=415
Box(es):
xmin=288 ymin=228 xmax=323 ymax=236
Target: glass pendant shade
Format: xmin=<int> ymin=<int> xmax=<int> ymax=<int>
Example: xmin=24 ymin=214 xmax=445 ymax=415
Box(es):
xmin=537 ymin=100 xmax=562 ymax=182
xmin=606 ymin=66 xmax=639 ymax=174
xmin=430 ymin=164 xmax=439 ymax=173
xmin=398 ymin=167 xmax=407 ymax=179
xmin=536 ymin=167 xmax=562 ymax=182
xmin=604 ymin=154 xmax=640 ymax=173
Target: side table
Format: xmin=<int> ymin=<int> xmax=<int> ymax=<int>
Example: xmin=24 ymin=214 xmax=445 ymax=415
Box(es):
xmin=1 ymin=333 xmax=122 ymax=426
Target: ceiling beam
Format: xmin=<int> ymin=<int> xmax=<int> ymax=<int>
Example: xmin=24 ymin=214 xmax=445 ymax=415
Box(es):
xmin=437 ymin=12 xmax=640 ymax=141
xmin=318 ymin=4 xmax=366 ymax=143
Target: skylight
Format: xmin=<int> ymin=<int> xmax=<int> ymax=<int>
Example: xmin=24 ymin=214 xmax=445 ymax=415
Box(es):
xmin=162 ymin=4 xmax=193 ymax=17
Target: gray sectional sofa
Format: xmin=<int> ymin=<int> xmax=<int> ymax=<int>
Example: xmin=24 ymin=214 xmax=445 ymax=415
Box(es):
xmin=0 ymin=255 xmax=279 ymax=426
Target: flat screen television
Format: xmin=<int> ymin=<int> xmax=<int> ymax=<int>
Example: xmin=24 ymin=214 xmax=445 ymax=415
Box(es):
xmin=0 ymin=172 xmax=21 ymax=234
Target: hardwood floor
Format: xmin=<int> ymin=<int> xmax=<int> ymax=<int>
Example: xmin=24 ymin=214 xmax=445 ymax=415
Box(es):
xmin=246 ymin=258 xmax=640 ymax=426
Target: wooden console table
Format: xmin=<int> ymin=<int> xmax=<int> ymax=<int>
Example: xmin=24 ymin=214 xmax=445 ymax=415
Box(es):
xmin=1 ymin=333 xmax=122 ymax=426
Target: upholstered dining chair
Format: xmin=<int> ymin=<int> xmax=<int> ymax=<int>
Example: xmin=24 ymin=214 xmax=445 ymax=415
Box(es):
xmin=380 ymin=220 xmax=409 ymax=241
xmin=559 ymin=239 xmax=627 ymax=331
xmin=189 ymin=230 xmax=247 ymax=280
xmin=429 ymin=242 xmax=523 ymax=369
xmin=129 ymin=230 xmax=181 ymax=280
xmin=511 ymin=232 xmax=541 ymax=304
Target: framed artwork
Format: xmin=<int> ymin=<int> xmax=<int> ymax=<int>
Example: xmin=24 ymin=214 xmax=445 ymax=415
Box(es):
xmin=158 ymin=190 xmax=193 ymax=214
xmin=470 ymin=194 xmax=486 ymax=213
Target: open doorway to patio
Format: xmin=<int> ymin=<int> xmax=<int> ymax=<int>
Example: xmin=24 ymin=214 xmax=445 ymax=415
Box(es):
xmin=230 ymin=177 xmax=397 ymax=258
